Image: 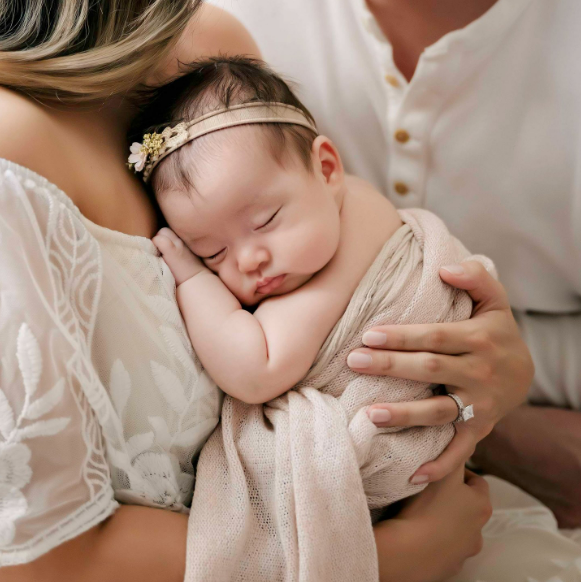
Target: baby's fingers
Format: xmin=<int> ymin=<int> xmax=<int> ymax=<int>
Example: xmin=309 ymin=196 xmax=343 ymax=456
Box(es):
xmin=367 ymin=396 xmax=458 ymax=427
xmin=152 ymin=228 xmax=205 ymax=286
xmin=153 ymin=227 xmax=183 ymax=252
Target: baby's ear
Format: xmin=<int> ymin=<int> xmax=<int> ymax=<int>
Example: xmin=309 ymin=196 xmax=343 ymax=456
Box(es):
xmin=311 ymin=135 xmax=344 ymax=187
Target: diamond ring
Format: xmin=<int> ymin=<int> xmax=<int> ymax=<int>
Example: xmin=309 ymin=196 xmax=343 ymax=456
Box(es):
xmin=446 ymin=393 xmax=475 ymax=423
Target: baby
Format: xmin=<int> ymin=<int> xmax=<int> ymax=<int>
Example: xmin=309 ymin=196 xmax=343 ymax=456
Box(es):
xmin=129 ymin=57 xmax=480 ymax=581
xmin=131 ymin=58 xmax=401 ymax=404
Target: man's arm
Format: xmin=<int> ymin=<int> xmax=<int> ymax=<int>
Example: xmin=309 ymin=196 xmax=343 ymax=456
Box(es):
xmin=473 ymin=404 xmax=581 ymax=528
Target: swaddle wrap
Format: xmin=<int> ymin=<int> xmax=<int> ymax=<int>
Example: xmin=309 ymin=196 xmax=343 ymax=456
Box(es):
xmin=185 ymin=209 xmax=493 ymax=582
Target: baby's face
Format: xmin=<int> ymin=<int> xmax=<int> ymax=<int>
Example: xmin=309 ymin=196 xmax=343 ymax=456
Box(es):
xmin=159 ymin=130 xmax=343 ymax=306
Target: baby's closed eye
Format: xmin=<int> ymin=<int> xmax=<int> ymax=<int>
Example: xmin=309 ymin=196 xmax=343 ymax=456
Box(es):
xmin=255 ymin=207 xmax=282 ymax=231
xmin=200 ymin=248 xmax=226 ymax=263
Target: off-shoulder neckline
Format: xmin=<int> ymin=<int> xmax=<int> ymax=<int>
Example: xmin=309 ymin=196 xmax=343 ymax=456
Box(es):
xmin=0 ymin=158 xmax=159 ymax=256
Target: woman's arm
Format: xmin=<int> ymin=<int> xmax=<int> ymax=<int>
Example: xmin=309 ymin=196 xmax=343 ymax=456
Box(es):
xmin=473 ymin=404 xmax=581 ymax=528
xmin=352 ymin=261 xmax=534 ymax=483
xmin=4 ymin=469 xmax=490 ymax=582
xmin=2 ymin=506 xmax=188 ymax=582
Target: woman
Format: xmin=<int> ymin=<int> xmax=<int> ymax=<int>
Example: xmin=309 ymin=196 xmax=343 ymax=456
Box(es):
xmin=0 ymin=1 xmax=531 ymax=580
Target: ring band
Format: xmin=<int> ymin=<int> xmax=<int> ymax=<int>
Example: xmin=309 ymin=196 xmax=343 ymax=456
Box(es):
xmin=446 ymin=393 xmax=475 ymax=423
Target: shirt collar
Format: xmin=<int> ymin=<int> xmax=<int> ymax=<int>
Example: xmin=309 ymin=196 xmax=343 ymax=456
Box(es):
xmin=357 ymin=0 xmax=536 ymax=55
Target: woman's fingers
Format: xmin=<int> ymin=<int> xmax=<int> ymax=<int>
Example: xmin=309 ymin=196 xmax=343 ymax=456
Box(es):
xmin=362 ymin=321 xmax=470 ymax=355
xmin=367 ymin=396 xmax=458 ymax=427
xmin=439 ymin=260 xmax=510 ymax=313
xmin=410 ymin=425 xmax=477 ymax=483
xmin=347 ymin=348 xmax=474 ymax=386
xmin=360 ymin=262 xmax=510 ymax=355
xmin=366 ymin=396 xmax=481 ymax=484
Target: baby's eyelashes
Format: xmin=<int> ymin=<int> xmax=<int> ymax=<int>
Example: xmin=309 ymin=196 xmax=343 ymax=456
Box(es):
xmin=201 ymin=248 xmax=226 ymax=262
xmin=254 ymin=207 xmax=282 ymax=231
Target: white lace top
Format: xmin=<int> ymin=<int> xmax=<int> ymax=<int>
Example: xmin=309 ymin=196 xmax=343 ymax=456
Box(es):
xmin=0 ymin=159 xmax=222 ymax=566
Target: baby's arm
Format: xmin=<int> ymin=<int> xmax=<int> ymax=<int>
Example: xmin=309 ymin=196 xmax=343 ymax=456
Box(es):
xmin=154 ymin=230 xmax=320 ymax=403
xmin=155 ymin=179 xmax=401 ymax=404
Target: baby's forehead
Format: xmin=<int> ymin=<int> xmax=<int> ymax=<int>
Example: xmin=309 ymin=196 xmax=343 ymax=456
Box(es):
xmin=184 ymin=123 xmax=304 ymax=186
xmin=170 ymin=181 xmax=272 ymax=239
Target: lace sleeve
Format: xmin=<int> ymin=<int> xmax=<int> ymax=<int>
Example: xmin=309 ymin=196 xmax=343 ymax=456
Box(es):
xmin=0 ymin=166 xmax=118 ymax=566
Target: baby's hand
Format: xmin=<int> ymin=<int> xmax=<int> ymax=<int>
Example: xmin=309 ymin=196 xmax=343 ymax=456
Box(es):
xmin=153 ymin=228 xmax=208 ymax=286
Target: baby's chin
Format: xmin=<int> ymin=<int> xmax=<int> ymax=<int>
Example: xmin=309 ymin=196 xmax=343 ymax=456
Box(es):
xmin=238 ymin=273 xmax=316 ymax=307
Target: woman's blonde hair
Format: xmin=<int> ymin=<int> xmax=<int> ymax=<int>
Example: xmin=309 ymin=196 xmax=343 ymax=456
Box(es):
xmin=0 ymin=0 xmax=202 ymax=103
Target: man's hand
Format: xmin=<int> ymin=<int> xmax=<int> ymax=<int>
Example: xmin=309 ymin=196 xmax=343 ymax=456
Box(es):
xmin=374 ymin=467 xmax=492 ymax=582
xmin=348 ymin=261 xmax=535 ymax=484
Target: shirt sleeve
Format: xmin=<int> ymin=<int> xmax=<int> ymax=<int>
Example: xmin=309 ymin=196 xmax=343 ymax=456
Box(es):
xmin=0 ymin=167 xmax=118 ymax=566
xmin=515 ymin=309 xmax=581 ymax=410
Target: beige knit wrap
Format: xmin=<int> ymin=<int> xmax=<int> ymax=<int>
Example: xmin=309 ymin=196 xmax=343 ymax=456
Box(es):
xmin=185 ymin=209 xmax=493 ymax=582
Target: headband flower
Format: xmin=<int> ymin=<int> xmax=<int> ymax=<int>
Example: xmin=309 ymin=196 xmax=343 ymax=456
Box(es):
xmin=128 ymin=133 xmax=165 ymax=173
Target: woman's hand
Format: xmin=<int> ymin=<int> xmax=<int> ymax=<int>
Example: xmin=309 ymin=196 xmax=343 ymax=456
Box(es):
xmin=153 ymin=227 xmax=209 ymax=286
xmin=374 ymin=467 xmax=492 ymax=582
xmin=348 ymin=261 xmax=535 ymax=484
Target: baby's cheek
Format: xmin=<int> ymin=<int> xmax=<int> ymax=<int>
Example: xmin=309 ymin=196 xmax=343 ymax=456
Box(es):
xmin=299 ymin=229 xmax=339 ymax=272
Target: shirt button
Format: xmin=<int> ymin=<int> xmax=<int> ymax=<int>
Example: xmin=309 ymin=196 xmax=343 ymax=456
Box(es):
xmin=384 ymin=74 xmax=400 ymax=87
xmin=394 ymin=130 xmax=410 ymax=143
xmin=394 ymin=182 xmax=409 ymax=195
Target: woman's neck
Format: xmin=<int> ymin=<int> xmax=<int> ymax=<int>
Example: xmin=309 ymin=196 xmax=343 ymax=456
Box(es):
xmin=48 ymin=96 xmax=136 ymax=158
xmin=365 ymin=0 xmax=499 ymax=81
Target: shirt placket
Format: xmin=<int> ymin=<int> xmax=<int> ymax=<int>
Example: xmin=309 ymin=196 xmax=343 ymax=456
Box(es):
xmin=388 ymin=49 xmax=463 ymax=208
xmin=363 ymin=12 xmax=463 ymax=208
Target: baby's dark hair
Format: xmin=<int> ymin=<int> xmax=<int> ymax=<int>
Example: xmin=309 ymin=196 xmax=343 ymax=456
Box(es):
xmin=129 ymin=56 xmax=318 ymax=194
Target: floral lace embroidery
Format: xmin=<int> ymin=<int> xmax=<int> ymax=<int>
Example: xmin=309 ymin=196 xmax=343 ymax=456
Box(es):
xmin=0 ymin=166 xmax=117 ymax=565
xmin=0 ymin=325 xmax=70 ymax=546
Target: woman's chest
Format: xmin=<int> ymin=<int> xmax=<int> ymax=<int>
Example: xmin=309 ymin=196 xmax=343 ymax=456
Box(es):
xmin=71 ymin=161 xmax=158 ymax=238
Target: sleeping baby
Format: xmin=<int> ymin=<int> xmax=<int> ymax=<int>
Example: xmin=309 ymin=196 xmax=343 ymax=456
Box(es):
xmin=128 ymin=57 xmax=486 ymax=582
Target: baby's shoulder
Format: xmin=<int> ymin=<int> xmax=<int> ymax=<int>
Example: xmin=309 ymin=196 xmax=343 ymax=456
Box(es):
xmin=343 ymin=174 xmax=403 ymax=238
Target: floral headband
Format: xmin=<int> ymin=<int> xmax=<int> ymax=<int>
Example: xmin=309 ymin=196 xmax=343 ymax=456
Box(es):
xmin=128 ymin=102 xmax=318 ymax=182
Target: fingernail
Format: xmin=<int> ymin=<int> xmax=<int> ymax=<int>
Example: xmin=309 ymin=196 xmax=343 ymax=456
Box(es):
xmin=368 ymin=409 xmax=391 ymax=424
xmin=362 ymin=331 xmax=387 ymax=347
xmin=442 ymin=264 xmax=465 ymax=275
xmin=410 ymin=474 xmax=430 ymax=485
xmin=347 ymin=352 xmax=372 ymax=369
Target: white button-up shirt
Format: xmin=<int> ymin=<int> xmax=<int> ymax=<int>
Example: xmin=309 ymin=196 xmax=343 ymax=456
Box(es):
xmin=209 ymin=0 xmax=581 ymax=405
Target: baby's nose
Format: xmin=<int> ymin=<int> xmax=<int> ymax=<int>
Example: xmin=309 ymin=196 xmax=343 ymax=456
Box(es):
xmin=237 ymin=247 xmax=270 ymax=273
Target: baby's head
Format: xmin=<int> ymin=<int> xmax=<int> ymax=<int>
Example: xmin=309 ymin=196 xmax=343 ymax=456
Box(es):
xmin=130 ymin=57 xmax=345 ymax=305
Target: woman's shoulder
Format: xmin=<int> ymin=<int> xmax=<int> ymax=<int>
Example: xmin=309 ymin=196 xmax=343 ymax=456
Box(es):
xmin=0 ymin=88 xmax=83 ymax=204
xmin=0 ymin=91 xmax=77 ymax=218
xmin=0 ymin=88 xmax=57 ymax=173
